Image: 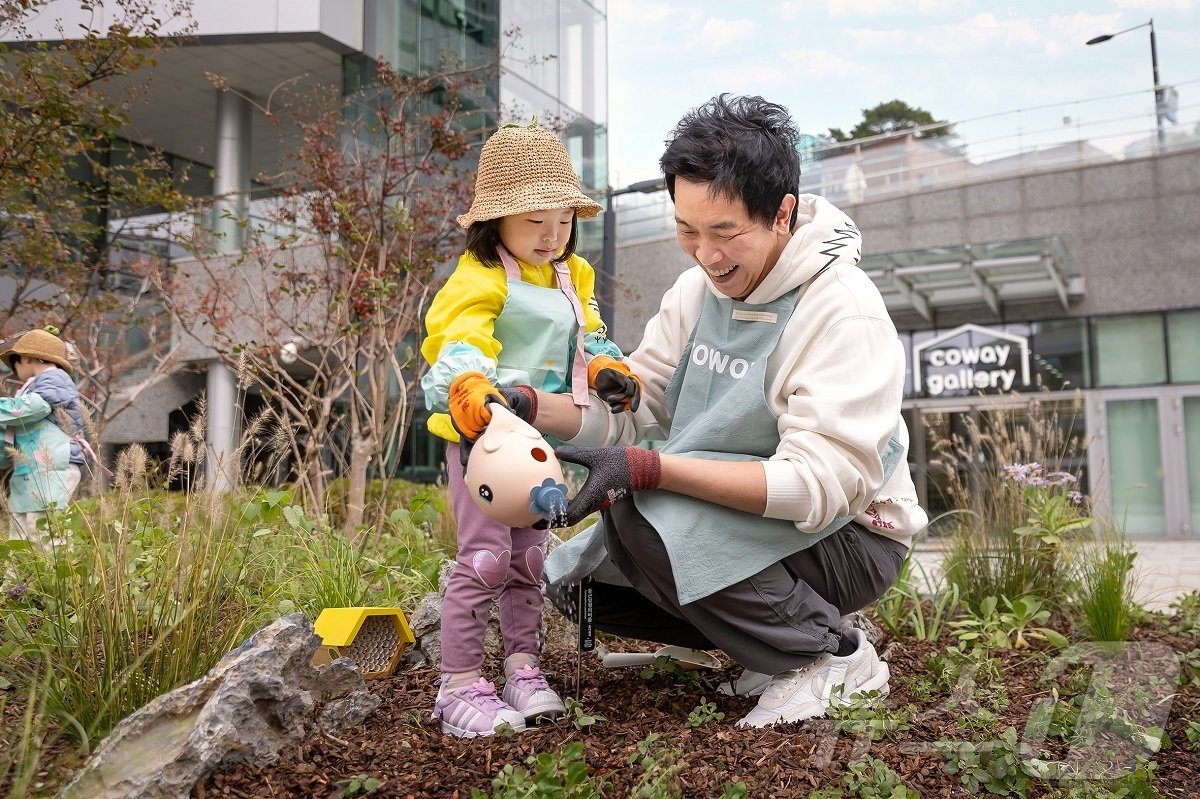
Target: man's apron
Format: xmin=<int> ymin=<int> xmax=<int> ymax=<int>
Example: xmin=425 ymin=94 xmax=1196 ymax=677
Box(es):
xmin=545 ymin=283 xmax=903 ymax=605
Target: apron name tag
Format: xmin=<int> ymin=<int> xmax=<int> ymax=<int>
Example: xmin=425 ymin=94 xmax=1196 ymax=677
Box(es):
xmin=731 ymin=309 xmax=778 ymax=324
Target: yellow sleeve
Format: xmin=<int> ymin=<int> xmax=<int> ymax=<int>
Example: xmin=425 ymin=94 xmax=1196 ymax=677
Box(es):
xmin=565 ymin=254 xmax=609 ymax=337
xmin=420 ymin=253 xmax=510 ymax=367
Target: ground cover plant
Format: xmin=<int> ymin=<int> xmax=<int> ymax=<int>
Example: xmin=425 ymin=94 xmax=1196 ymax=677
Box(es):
xmin=3 ymin=398 xmax=1200 ymax=796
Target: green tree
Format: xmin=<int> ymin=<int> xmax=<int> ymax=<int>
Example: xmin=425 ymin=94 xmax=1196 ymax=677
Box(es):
xmin=826 ymin=98 xmax=953 ymax=142
xmin=163 ymin=60 xmax=488 ymax=530
xmin=0 ymin=0 xmax=194 ymax=430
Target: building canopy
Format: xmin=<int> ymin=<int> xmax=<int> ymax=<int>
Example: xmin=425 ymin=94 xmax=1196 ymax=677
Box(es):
xmin=858 ymin=235 xmax=1083 ymax=322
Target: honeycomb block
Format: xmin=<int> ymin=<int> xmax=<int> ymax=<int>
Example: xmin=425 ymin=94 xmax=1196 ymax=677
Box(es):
xmin=312 ymin=607 xmax=414 ymax=679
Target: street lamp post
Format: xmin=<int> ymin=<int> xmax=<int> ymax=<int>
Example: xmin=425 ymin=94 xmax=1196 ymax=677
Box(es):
xmin=599 ymin=178 xmax=666 ymax=340
xmin=1086 ymin=18 xmax=1166 ymax=154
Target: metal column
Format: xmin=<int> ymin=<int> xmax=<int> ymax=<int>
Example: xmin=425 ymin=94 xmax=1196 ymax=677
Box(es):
xmin=206 ymin=89 xmax=252 ymax=493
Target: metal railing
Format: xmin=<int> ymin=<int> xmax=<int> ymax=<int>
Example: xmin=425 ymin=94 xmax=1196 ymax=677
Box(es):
xmin=616 ymin=82 xmax=1200 ymax=244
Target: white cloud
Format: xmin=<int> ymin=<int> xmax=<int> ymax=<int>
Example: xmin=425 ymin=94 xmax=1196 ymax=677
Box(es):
xmin=847 ymin=12 xmax=1125 ymax=58
xmin=781 ymin=49 xmax=858 ymax=79
xmin=775 ymin=0 xmax=967 ymax=20
xmin=689 ymin=60 xmax=791 ymax=88
xmin=609 ymin=0 xmax=680 ymax=25
xmin=1113 ymin=0 xmax=1194 ymax=12
xmin=698 ymin=17 xmax=758 ymax=52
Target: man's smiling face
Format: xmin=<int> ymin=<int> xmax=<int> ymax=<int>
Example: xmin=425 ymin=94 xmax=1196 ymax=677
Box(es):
xmin=672 ymin=177 xmax=794 ymax=301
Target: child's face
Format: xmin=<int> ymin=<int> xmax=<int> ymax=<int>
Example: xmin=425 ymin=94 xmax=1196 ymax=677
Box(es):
xmin=13 ymin=356 xmax=37 ymax=381
xmin=498 ymin=208 xmax=574 ymax=266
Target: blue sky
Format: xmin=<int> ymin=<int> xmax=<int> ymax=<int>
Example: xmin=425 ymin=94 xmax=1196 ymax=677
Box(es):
xmin=605 ymin=0 xmax=1200 ymax=186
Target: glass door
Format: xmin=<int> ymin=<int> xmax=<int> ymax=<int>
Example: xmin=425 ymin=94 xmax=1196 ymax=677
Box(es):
xmin=1089 ymin=388 xmax=1199 ymax=537
xmin=1178 ymin=391 xmax=1200 ymax=535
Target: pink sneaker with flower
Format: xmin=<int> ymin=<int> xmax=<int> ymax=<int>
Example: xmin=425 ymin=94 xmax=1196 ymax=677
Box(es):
xmin=502 ymin=665 xmax=566 ymax=722
xmin=434 ymin=677 xmax=527 ymax=738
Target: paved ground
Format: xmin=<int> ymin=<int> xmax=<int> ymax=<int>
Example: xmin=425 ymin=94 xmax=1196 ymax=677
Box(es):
xmin=911 ymin=539 xmax=1200 ymax=612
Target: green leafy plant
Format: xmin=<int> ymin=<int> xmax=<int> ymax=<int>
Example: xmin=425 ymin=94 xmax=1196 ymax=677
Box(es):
xmin=336 ymin=773 xmax=384 ymax=797
xmin=1008 ymin=464 xmax=1092 ymax=554
xmin=1040 ymin=758 xmax=1160 ymax=799
xmin=564 ymin=696 xmax=606 ymax=730
xmin=685 ymin=697 xmax=725 ymax=728
xmin=1180 ymin=649 xmax=1200 ymax=687
xmin=871 ymin=555 xmax=960 ymax=642
xmin=841 ymin=756 xmax=920 ymax=799
xmin=1185 ymin=719 xmax=1200 ymax=750
xmin=639 ymin=655 xmax=704 ymax=688
xmin=626 ymin=733 xmax=686 ymax=799
xmin=949 ymin=595 xmax=1069 ymax=651
xmin=474 ymin=741 xmax=602 ymax=798
xmin=937 ymin=727 xmax=1032 ymax=797
xmin=1168 ymin=590 xmax=1200 ymax=636
xmin=826 ymin=689 xmax=912 ymax=741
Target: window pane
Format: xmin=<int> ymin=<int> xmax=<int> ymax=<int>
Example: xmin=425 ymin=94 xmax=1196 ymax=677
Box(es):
xmin=500 ymin=0 xmax=560 ymax=98
xmin=1030 ymin=318 xmax=1090 ymax=390
xmin=1094 ymin=314 xmax=1166 ymax=387
xmin=1168 ymin=310 xmax=1200 ymax=383
xmin=1106 ymin=398 xmax=1166 ymax=535
xmin=1187 ymin=397 xmax=1200 ymax=534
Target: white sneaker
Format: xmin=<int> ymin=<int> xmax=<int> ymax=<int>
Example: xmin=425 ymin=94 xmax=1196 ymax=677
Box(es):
xmin=433 ymin=677 xmax=527 ymax=738
xmin=502 ymin=665 xmax=566 ymax=722
xmin=735 ymin=628 xmax=889 ymax=729
xmin=717 ymin=668 xmax=773 ymax=697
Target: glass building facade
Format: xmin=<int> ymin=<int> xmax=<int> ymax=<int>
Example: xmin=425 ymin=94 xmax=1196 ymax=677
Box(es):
xmin=901 ymin=308 xmax=1200 ymax=537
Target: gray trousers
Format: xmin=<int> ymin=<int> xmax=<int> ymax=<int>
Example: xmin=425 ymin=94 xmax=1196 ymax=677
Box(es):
xmin=585 ymin=498 xmax=908 ymax=675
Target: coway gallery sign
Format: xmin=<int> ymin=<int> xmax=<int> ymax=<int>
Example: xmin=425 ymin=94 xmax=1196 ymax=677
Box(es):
xmin=912 ymin=323 xmax=1031 ymax=397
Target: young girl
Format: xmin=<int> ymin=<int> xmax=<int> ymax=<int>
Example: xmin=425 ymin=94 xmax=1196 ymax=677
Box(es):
xmin=420 ymin=122 xmax=641 ymax=738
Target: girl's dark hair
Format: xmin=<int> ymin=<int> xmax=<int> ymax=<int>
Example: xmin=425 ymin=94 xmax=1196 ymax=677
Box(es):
xmin=659 ymin=94 xmax=801 ymax=229
xmin=465 ymin=213 xmax=580 ymax=267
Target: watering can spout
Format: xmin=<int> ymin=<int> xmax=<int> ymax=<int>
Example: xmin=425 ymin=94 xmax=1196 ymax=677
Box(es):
xmin=529 ymin=479 xmax=568 ymax=522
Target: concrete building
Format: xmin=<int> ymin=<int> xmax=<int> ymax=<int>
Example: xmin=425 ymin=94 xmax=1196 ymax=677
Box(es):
xmin=3 ymin=0 xmax=608 ymax=484
xmin=610 ymin=115 xmax=1200 ymax=540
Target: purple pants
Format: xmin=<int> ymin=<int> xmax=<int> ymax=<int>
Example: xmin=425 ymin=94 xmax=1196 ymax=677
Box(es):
xmin=440 ymin=443 xmax=547 ymax=673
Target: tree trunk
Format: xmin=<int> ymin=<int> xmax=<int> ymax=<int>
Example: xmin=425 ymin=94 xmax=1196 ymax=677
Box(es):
xmin=345 ymin=429 xmax=373 ymax=538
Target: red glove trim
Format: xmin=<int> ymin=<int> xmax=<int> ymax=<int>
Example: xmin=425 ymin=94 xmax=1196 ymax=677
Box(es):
xmin=509 ymin=384 xmax=538 ymax=422
xmin=625 ymin=447 xmax=661 ymax=492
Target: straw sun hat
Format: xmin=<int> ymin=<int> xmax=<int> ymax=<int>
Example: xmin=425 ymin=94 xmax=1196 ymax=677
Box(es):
xmin=456 ymin=122 xmax=603 ymax=228
xmin=1 ymin=327 xmax=72 ymax=372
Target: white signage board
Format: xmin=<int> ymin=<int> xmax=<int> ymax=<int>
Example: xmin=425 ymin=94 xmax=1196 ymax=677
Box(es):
xmin=912 ymin=323 xmax=1031 ymax=397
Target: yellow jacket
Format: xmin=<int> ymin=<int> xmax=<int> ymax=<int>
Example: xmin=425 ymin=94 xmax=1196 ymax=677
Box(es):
xmin=421 ymin=250 xmax=615 ymax=442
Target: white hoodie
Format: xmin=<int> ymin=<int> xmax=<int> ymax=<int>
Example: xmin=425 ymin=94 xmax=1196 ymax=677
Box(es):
xmin=570 ymin=194 xmax=928 ymax=549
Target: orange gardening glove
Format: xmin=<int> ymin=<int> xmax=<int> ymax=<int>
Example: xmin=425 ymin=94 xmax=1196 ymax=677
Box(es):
xmin=448 ymin=371 xmax=506 ymax=441
xmin=587 ymin=355 xmax=642 ymax=414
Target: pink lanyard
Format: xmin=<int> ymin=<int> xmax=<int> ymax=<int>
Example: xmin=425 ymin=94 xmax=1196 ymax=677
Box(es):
xmin=496 ymin=244 xmax=590 ymax=406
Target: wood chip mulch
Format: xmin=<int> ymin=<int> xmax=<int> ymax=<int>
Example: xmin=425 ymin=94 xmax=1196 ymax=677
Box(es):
xmin=195 ymin=614 xmax=1200 ymax=799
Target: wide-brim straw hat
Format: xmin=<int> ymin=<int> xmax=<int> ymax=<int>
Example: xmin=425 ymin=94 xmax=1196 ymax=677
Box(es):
xmin=457 ymin=122 xmax=603 ymax=228
xmin=1 ymin=328 xmax=72 ymax=372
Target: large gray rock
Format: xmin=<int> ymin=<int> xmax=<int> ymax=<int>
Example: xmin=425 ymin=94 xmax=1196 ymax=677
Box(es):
xmin=59 ymin=613 xmax=381 ymax=799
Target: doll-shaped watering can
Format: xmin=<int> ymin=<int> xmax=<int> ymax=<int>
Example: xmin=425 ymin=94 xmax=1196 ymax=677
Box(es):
xmin=464 ymin=403 xmax=569 ymax=528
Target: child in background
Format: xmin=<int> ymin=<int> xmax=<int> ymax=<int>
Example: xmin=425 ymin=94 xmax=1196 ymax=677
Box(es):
xmin=0 ymin=327 xmax=87 ymax=548
xmin=420 ymin=122 xmax=641 ymax=738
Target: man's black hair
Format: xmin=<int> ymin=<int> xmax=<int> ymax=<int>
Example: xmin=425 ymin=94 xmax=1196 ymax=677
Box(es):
xmin=465 ymin=214 xmax=580 ymax=267
xmin=659 ymin=94 xmax=801 ymax=229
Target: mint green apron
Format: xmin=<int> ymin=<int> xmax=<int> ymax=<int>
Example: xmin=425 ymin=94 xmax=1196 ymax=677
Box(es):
xmin=492 ymin=245 xmax=588 ymax=404
xmin=545 ymin=282 xmax=903 ymax=605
